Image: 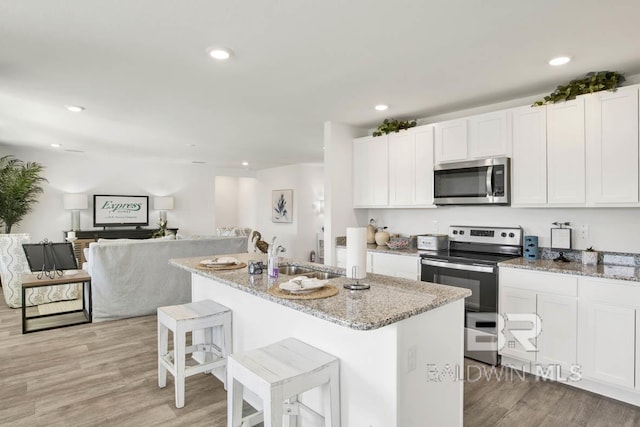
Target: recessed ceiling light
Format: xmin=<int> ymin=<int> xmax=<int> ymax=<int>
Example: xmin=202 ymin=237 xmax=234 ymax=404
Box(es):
xmin=207 ymin=47 xmax=232 ymax=60
xmin=549 ymin=56 xmax=571 ymax=66
xmin=192 ymin=161 xmax=206 ymax=164
xmin=50 ymin=143 xmax=61 ymax=148
xmin=375 ymin=104 xmax=389 ymax=111
xmin=66 ymin=105 xmax=85 ymax=112
xmin=241 ymin=161 xmax=249 ymax=166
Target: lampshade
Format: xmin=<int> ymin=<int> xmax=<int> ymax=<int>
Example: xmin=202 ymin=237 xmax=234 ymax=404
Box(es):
xmin=154 ymin=196 xmax=174 ymax=210
xmin=63 ymin=193 xmax=88 ymax=210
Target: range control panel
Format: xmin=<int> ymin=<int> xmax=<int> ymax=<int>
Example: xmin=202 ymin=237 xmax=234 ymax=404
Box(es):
xmin=448 ymin=225 xmax=522 ymax=246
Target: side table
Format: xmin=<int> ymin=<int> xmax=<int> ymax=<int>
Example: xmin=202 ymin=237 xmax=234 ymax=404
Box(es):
xmin=21 ymin=271 xmax=92 ymax=334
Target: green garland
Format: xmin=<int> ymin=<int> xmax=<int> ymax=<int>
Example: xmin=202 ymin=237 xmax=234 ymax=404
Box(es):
xmin=533 ymin=71 xmax=625 ymax=106
xmin=373 ymin=119 xmax=417 ymax=137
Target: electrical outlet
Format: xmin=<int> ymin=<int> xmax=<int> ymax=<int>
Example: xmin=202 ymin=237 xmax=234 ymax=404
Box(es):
xmin=432 ymin=220 xmax=439 ymax=233
xmin=580 ymin=224 xmax=589 ymax=240
xmin=407 ymin=346 xmax=417 ymax=373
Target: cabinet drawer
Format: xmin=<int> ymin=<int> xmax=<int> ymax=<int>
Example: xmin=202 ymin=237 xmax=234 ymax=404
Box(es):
xmin=579 ymin=277 xmax=640 ymax=307
xmin=500 ymin=268 xmax=577 ymax=296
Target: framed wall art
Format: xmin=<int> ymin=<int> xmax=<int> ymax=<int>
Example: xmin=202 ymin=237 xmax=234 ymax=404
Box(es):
xmin=272 ymin=189 xmax=293 ymax=223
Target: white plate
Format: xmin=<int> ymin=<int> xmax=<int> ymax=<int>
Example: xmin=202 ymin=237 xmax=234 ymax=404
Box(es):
xmin=279 ymin=276 xmax=328 ymax=293
xmin=63 ymin=270 xmax=80 ymax=276
xmin=200 ymin=256 xmax=239 ymax=266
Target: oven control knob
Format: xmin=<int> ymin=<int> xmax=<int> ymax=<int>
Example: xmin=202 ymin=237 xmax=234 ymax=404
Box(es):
xmin=501 ymin=232 xmax=507 ymax=238
xmin=509 ymin=232 xmax=515 ymax=238
xmin=453 ymin=230 xmax=458 ymax=235
xmin=459 ymin=230 xmax=464 ymax=235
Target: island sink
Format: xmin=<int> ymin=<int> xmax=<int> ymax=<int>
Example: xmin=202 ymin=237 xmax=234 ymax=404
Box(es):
xmin=278 ymin=264 xmax=342 ymax=279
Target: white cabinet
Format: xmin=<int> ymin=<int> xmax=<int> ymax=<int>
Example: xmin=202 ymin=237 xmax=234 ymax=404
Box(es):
xmin=434 ymin=119 xmax=467 ymax=163
xmin=369 ymin=252 xmax=419 ymax=280
xmin=499 ymin=287 xmax=537 ymax=362
xmin=388 ymin=125 xmax=435 ymax=207
xmin=546 ymin=98 xmax=586 ymax=205
xmin=637 ymin=309 xmax=640 ymax=391
xmin=511 ymin=105 xmax=547 ymax=205
xmin=336 ymin=248 xmax=419 ymax=280
xmin=536 ymin=293 xmax=577 ymax=373
xmin=578 ymin=277 xmax=639 ymax=389
xmin=353 ymin=135 xmax=388 ymax=207
xmin=435 ymin=111 xmax=510 ymax=164
xmin=586 ymin=86 xmax=639 ymax=205
xmin=499 ymin=268 xmax=578 ymax=371
xmin=468 ymin=110 xmax=510 ymax=159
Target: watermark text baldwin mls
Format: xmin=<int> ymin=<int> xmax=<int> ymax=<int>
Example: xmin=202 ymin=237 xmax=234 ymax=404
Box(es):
xmin=426 ymin=363 xmax=582 ymax=383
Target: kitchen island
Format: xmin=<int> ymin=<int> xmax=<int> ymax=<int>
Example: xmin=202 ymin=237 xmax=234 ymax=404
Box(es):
xmin=171 ymin=253 xmax=470 ymax=427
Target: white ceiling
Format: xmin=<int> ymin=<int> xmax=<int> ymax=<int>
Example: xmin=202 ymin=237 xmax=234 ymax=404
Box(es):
xmin=1 ymin=0 xmax=639 ymax=170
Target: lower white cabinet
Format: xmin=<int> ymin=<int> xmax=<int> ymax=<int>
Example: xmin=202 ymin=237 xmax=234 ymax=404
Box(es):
xmin=577 ymin=277 xmax=640 ymax=390
xmin=637 ymin=310 xmax=640 ymax=391
xmin=369 ymin=252 xmax=419 ymax=280
xmin=536 ymin=293 xmax=577 ymax=374
xmin=499 ymin=268 xmax=578 ymax=376
xmin=334 ymin=248 xmax=419 ymax=280
xmin=499 ymin=287 xmax=537 ymax=362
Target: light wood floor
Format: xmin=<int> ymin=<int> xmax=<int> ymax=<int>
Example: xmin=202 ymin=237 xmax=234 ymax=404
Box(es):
xmin=1 ymin=292 xmax=639 ymax=427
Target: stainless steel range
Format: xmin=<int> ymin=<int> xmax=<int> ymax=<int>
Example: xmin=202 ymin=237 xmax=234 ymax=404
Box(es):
xmin=420 ymin=225 xmax=523 ymax=365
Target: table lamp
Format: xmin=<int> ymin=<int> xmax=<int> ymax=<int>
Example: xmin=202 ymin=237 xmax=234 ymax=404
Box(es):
xmin=154 ymin=196 xmax=174 ymax=224
xmin=63 ymin=193 xmax=88 ymax=231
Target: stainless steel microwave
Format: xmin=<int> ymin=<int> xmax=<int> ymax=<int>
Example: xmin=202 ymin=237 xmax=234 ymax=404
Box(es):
xmin=434 ymin=157 xmax=510 ymax=205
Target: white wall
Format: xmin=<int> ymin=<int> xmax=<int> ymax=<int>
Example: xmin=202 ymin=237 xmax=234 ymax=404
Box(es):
xmin=323 ymin=122 xmax=368 ymax=265
xmin=248 ymin=163 xmax=324 ymax=260
xmin=368 ymin=206 xmax=640 ymax=253
xmin=0 ymin=145 xmax=252 ymax=241
xmin=214 ymin=176 xmax=240 ymax=228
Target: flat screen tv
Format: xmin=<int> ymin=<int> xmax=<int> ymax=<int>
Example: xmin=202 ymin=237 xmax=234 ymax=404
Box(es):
xmin=93 ymin=194 xmax=149 ymax=227
xmin=22 ymin=242 xmax=78 ymax=272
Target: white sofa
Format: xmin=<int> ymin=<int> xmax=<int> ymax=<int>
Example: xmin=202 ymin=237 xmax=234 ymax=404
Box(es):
xmin=85 ymin=236 xmax=247 ymax=322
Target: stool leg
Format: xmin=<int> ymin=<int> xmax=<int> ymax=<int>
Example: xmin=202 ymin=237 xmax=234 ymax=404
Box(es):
xmin=222 ymin=311 xmax=232 ymax=390
xmin=325 ymin=363 xmax=341 ymax=427
xmin=204 ymin=325 xmax=214 ymax=367
xmin=227 ymin=369 xmax=244 ymax=427
xmin=158 ymin=322 xmax=168 ymax=388
xmin=265 ymin=388 xmax=284 ymax=427
xmin=174 ymin=327 xmax=187 ymax=408
xmin=284 ymin=395 xmax=301 ymax=427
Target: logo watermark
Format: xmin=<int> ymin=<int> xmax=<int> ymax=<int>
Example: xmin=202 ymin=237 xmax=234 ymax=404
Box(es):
xmin=426 ymin=363 xmax=582 ymax=383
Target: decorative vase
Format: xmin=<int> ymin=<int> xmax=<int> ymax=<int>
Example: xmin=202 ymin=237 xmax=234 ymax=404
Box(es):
xmin=375 ymin=230 xmax=390 ymax=246
xmin=366 ymin=224 xmax=376 ymax=244
xmin=582 ymin=251 xmax=598 ymax=266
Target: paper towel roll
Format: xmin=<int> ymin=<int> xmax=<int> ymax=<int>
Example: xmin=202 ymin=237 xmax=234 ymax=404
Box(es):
xmin=346 ymin=227 xmax=367 ymax=280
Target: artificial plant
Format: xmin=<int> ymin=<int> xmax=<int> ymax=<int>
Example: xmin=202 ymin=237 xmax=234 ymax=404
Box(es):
xmin=0 ymin=155 xmax=48 ymax=233
xmin=533 ymin=71 xmax=625 ymax=106
xmin=372 ymin=119 xmax=417 ymax=137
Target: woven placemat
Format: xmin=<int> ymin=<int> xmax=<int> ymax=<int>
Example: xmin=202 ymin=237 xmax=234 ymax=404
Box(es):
xmin=267 ymin=284 xmax=339 ymax=300
xmin=196 ymin=262 xmax=247 ymax=271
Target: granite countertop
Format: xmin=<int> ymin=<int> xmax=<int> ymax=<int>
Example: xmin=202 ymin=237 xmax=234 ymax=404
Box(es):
xmin=335 ymin=243 xmax=421 ymax=257
xmin=499 ymin=258 xmax=640 ymax=282
xmin=171 ymin=253 xmax=470 ymax=331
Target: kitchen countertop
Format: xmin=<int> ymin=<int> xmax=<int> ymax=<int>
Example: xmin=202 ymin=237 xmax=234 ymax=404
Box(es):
xmin=171 ymin=252 xmax=470 ymax=330
xmin=499 ymin=258 xmax=640 ymax=282
xmin=336 ymin=243 xmax=421 ymax=257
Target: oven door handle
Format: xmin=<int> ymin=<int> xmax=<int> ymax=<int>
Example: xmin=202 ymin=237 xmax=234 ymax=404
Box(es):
xmin=421 ymin=258 xmax=496 ymax=273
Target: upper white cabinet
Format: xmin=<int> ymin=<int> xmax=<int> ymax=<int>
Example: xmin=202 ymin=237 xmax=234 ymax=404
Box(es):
xmin=353 ymin=135 xmax=389 ymax=207
xmin=546 ymin=98 xmax=586 ymax=205
xmin=511 ymin=105 xmax=547 ymax=205
xmin=388 ymin=125 xmax=435 ymax=207
xmin=468 ymin=110 xmax=510 ymax=159
xmin=435 ymin=111 xmax=510 ymax=164
xmin=434 ymin=119 xmax=467 ymax=163
xmin=586 ymin=86 xmax=639 ymax=205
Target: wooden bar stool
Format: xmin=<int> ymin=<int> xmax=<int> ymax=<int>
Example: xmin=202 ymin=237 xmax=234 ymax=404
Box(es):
xmin=157 ymin=299 xmax=232 ymax=408
xmin=227 ymin=337 xmax=340 ymax=427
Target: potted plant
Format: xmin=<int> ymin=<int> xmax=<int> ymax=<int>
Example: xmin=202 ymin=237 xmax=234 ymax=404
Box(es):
xmin=582 ymin=246 xmax=598 ymax=266
xmin=533 ymin=71 xmax=625 ymax=106
xmin=0 ymin=155 xmax=47 ymax=233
